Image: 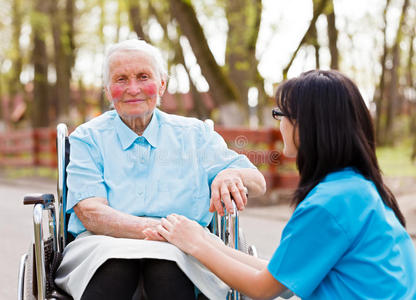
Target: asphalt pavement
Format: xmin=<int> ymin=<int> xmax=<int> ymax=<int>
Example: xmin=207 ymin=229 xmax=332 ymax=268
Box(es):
xmin=1 ymin=177 xmax=415 ymax=300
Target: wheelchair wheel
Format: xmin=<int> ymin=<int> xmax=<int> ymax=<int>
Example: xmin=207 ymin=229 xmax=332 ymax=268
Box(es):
xmin=238 ymin=228 xmax=249 ymax=254
xmin=23 ymin=244 xmax=36 ymax=300
xmin=236 ymin=229 xmax=253 ymax=300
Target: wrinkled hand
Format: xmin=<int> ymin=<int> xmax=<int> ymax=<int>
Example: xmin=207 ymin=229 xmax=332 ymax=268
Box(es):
xmin=149 ymin=214 xmax=207 ymax=255
xmin=210 ymin=169 xmax=248 ymax=216
xmin=142 ymin=218 xmax=166 ymax=241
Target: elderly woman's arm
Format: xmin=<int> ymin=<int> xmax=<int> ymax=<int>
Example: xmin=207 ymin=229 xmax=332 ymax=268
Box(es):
xmin=73 ymin=197 xmax=163 ymax=240
xmin=237 ymin=168 xmax=267 ymax=196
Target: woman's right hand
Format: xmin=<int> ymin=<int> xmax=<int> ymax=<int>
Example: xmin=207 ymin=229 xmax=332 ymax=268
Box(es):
xmin=149 ymin=214 xmax=208 ymax=255
xmin=143 ymin=218 xmax=166 ymax=241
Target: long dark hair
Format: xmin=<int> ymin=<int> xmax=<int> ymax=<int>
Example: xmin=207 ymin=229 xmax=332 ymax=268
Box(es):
xmin=276 ymin=70 xmax=406 ymax=227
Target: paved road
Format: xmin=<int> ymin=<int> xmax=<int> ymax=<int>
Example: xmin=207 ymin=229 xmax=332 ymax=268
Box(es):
xmin=1 ymin=178 xmax=415 ymax=300
xmin=0 ymin=180 xmax=54 ymax=300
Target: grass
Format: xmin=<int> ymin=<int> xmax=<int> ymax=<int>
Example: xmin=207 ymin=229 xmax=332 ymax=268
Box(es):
xmin=376 ymin=140 xmax=416 ymax=177
xmin=1 ymin=167 xmax=57 ymax=180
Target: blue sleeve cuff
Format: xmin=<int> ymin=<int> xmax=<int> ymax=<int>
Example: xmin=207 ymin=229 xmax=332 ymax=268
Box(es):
xmin=267 ymin=264 xmax=304 ymax=299
xmin=66 ymin=185 xmax=107 ymax=213
xmin=227 ymin=154 xmax=256 ymax=169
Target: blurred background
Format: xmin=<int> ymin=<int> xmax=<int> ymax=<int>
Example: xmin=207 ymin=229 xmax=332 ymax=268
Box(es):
xmin=0 ymin=2 xmax=415 ymax=298
xmin=0 ymin=0 xmax=415 ymax=180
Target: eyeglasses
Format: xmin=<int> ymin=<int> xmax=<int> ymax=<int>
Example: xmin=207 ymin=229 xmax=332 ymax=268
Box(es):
xmin=272 ymin=108 xmax=286 ymax=121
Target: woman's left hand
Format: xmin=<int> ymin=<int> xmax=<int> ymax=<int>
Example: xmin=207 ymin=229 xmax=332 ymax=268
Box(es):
xmin=210 ymin=169 xmax=248 ymax=216
xmin=147 ymin=214 xmax=208 ymax=255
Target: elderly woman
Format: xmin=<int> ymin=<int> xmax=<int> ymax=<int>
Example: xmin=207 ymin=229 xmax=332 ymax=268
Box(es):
xmin=55 ymin=39 xmax=266 ymax=300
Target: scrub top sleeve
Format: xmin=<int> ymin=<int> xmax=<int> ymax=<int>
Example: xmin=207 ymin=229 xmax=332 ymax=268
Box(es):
xmin=199 ymin=122 xmax=255 ymax=184
xmin=267 ymin=203 xmax=351 ymax=298
xmin=66 ymin=131 xmax=107 ymax=213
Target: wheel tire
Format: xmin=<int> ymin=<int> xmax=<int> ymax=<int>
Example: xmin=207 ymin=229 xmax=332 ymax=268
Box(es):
xmin=237 ymin=228 xmax=253 ymax=300
xmin=23 ymin=244 xmax=36 ymax=300
xmin=238 ymin=228 xmax=249 ymax=253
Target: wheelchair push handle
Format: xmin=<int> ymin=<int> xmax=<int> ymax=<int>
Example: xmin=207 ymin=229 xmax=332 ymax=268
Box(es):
xmin=23 ymin=193 xmax=55 ymax=206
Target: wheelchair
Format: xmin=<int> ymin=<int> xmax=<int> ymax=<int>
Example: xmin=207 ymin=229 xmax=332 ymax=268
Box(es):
xmin=17 ymin=122 xmax=259 ymax=300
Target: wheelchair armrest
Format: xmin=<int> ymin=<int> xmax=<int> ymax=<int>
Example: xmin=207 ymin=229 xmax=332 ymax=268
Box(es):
xmin=24 ymin=193 xmax=55 ymax=206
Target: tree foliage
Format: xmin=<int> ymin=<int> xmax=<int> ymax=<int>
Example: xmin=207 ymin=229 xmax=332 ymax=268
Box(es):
xmin=0 ymin=0 xmax=414 ymax=158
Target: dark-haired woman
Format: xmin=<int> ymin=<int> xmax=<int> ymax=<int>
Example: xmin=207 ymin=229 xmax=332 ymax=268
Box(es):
xmin=144 ymin=70 xmax=416 ymax=299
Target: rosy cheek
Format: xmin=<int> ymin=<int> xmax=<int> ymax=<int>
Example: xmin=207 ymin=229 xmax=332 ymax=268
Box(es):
xmin=110 ymin=85 xmax=124 ymax=100
xmin=142 ymin=82 xmax=157 ymax=96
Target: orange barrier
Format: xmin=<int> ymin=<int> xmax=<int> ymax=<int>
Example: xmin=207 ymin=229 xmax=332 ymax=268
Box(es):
xmin=0 ymin=128 xmax=57 ymax=168
xmin=0 ymin=127 xmax=299 ymax=189
xmin=215 ymin=126 xmax=299 ymax=189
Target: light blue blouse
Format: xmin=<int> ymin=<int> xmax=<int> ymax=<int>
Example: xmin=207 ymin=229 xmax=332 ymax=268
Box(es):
xmin=268 ymin=168 xmax=416 ymax=299
xmin=66 ymin=108 xmax=255 ymax=236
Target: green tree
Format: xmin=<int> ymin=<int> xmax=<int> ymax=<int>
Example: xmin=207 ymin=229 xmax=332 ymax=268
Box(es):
xmin=51 ymin=0 xmax=76 ymax=120
xmin=31 ymin=0 xmax=50 ymax=127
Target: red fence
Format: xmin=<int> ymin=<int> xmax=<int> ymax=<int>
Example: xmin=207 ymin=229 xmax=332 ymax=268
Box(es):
xmin=215 ymin=126 xmax=298 ymax=189
xmin=0 ymin=127 xmax=298 ymax=189
xmin=0 ymin=128 xmax=57 ymax=168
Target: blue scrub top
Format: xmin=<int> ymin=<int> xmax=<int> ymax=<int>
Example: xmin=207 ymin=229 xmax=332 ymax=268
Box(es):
xmin=66 ymin=108 xmax=255 ymax=236
xmin=268 ymin=168 xmax=416 ymax=299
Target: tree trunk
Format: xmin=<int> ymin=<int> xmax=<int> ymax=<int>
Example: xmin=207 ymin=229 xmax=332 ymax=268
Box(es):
xmin=10 ymin=0 xmax=23 ymax=95
xmin=31 ymin=0 xmax=50 ymax=127
xmin=169 ymin=0 xmax=239 ymax=106
xmin=175 ymin=38 xmax=210 ymax=119
xmin=384 ymin=0 xmax=409 ymax=145
xmin=407 ymin=26 xmax=416 ymax=160
xmin=374 ymin=0 xmax=390 ymax=144
xmin=50 ymin=0 xmax=75 ymax=121
xmin=326 ymin=0 xmax=338 ymax=69
xmin=225 ymin=0 xmax=263 ymax=120
xmin=9 ymin=0 xmax=24 ymax=127
xmin=311 ymin=24 xmax=320 ymax=68
xmin=178 ymin=44 xmax=210 ymax=119
xmin=0 ymin=64 xmax=3 ymax=122
xmin=66 ymin=0 xmax=75 ymax=67
xmin=148 ymin=2 xmax=210 ymax=118
xmin=115 ymin=0 xmax=122 ymax=42
xmin=50 ymin=0 xmax=61 ymax=121
xmin=148 ymin=1 xmax=174 ymax=70
xmin=99 ymin=0 xmax=105 ymax=45
xmin=127 ymin=0 xmax=148 ymax=41
xmin=282 ymin=0 xmax=329 ymax=79
xmin=412 ymin=104 xmax=416 ymax=161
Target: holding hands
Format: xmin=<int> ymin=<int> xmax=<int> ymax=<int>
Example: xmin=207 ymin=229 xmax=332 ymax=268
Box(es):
xmin=142 ymin=217 xmax=166 ymax=241
xmin=143 ymin=214 xmax=208 ymax=255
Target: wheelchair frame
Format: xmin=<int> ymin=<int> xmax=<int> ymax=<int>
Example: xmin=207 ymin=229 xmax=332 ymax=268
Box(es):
xmin=18 ymin=123 xmax=257 ymax=300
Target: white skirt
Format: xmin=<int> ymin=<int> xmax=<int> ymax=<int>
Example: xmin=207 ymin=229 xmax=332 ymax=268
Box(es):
xmin=55 ymin=231 xmax=229 ymax=300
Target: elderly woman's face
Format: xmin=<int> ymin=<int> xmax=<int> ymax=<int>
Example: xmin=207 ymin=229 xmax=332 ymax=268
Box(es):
xmin=106 ymin=50 xmax=165 ymax=121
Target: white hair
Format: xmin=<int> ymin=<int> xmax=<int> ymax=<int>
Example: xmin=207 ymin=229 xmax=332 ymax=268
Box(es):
xmin=102 ymin=39 xmax=168 ymax=88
